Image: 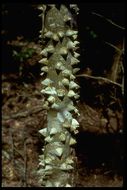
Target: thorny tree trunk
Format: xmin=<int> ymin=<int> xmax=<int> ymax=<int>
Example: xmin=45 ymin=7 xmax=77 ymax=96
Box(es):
xmin=37 ymin=4 xmax=80 ymax=187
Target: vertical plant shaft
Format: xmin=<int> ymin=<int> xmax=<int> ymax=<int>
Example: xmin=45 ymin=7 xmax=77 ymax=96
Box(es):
xmin=38 ymin=4 xmax=80 ymax=187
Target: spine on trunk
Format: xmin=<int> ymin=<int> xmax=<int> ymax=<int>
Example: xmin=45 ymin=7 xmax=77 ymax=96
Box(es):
xmin=38 ymin=4 xmax=80 ymax=187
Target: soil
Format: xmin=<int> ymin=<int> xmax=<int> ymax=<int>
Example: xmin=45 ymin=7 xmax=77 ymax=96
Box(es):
xmin=2 ymin=73 xmax=123 ymax=187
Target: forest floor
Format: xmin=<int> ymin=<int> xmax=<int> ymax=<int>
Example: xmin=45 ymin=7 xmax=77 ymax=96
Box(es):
xmin=2 ymin=73 xmax=123 ymax=187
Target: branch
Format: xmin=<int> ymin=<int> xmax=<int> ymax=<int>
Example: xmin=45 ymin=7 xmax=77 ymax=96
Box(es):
xmin=92 ymin=12 xmax=125 ymax=30
xmin=77 ymin=74 xmax=122 ymax=88
xmin=23 ymin=139 xmax=27 ymax=187
xmin=105 ymin=41 xmax=124 ymax=53
xmin=2 ymin=105 xmax=44 ymax=121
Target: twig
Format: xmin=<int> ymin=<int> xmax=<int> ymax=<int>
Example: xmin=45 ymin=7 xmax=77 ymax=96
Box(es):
xmin=9 ymin=128 xmax=15 ymax=167
xmin=77 ymin=74 xmax=122 ymax=88
xmin=92 ymin=12 xmax=125 ymax=30
xmin=105 ymin=41 xmax=124 ymax=53
xmin=121 ymin=40 xmax=124 ymax=95
xmin=23 ymin=139 xmax=27 ymax=187
xmin=13 ymin=147 xmax=25 ymax=160
xmin=2 ymin=105 xmax=44 ymax=120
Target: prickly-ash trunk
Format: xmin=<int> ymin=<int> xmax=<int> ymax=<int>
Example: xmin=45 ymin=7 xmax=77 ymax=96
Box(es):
xmin=38 ymin=4 xmax=80 ymax=187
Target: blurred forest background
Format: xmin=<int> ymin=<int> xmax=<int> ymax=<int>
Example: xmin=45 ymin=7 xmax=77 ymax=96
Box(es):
xmin=1 ymin=3 xmax=125 ymax=187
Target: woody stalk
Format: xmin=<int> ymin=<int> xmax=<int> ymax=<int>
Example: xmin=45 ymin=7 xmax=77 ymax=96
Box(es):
xmin=38 ymin=4 xmax=80 ymax=187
